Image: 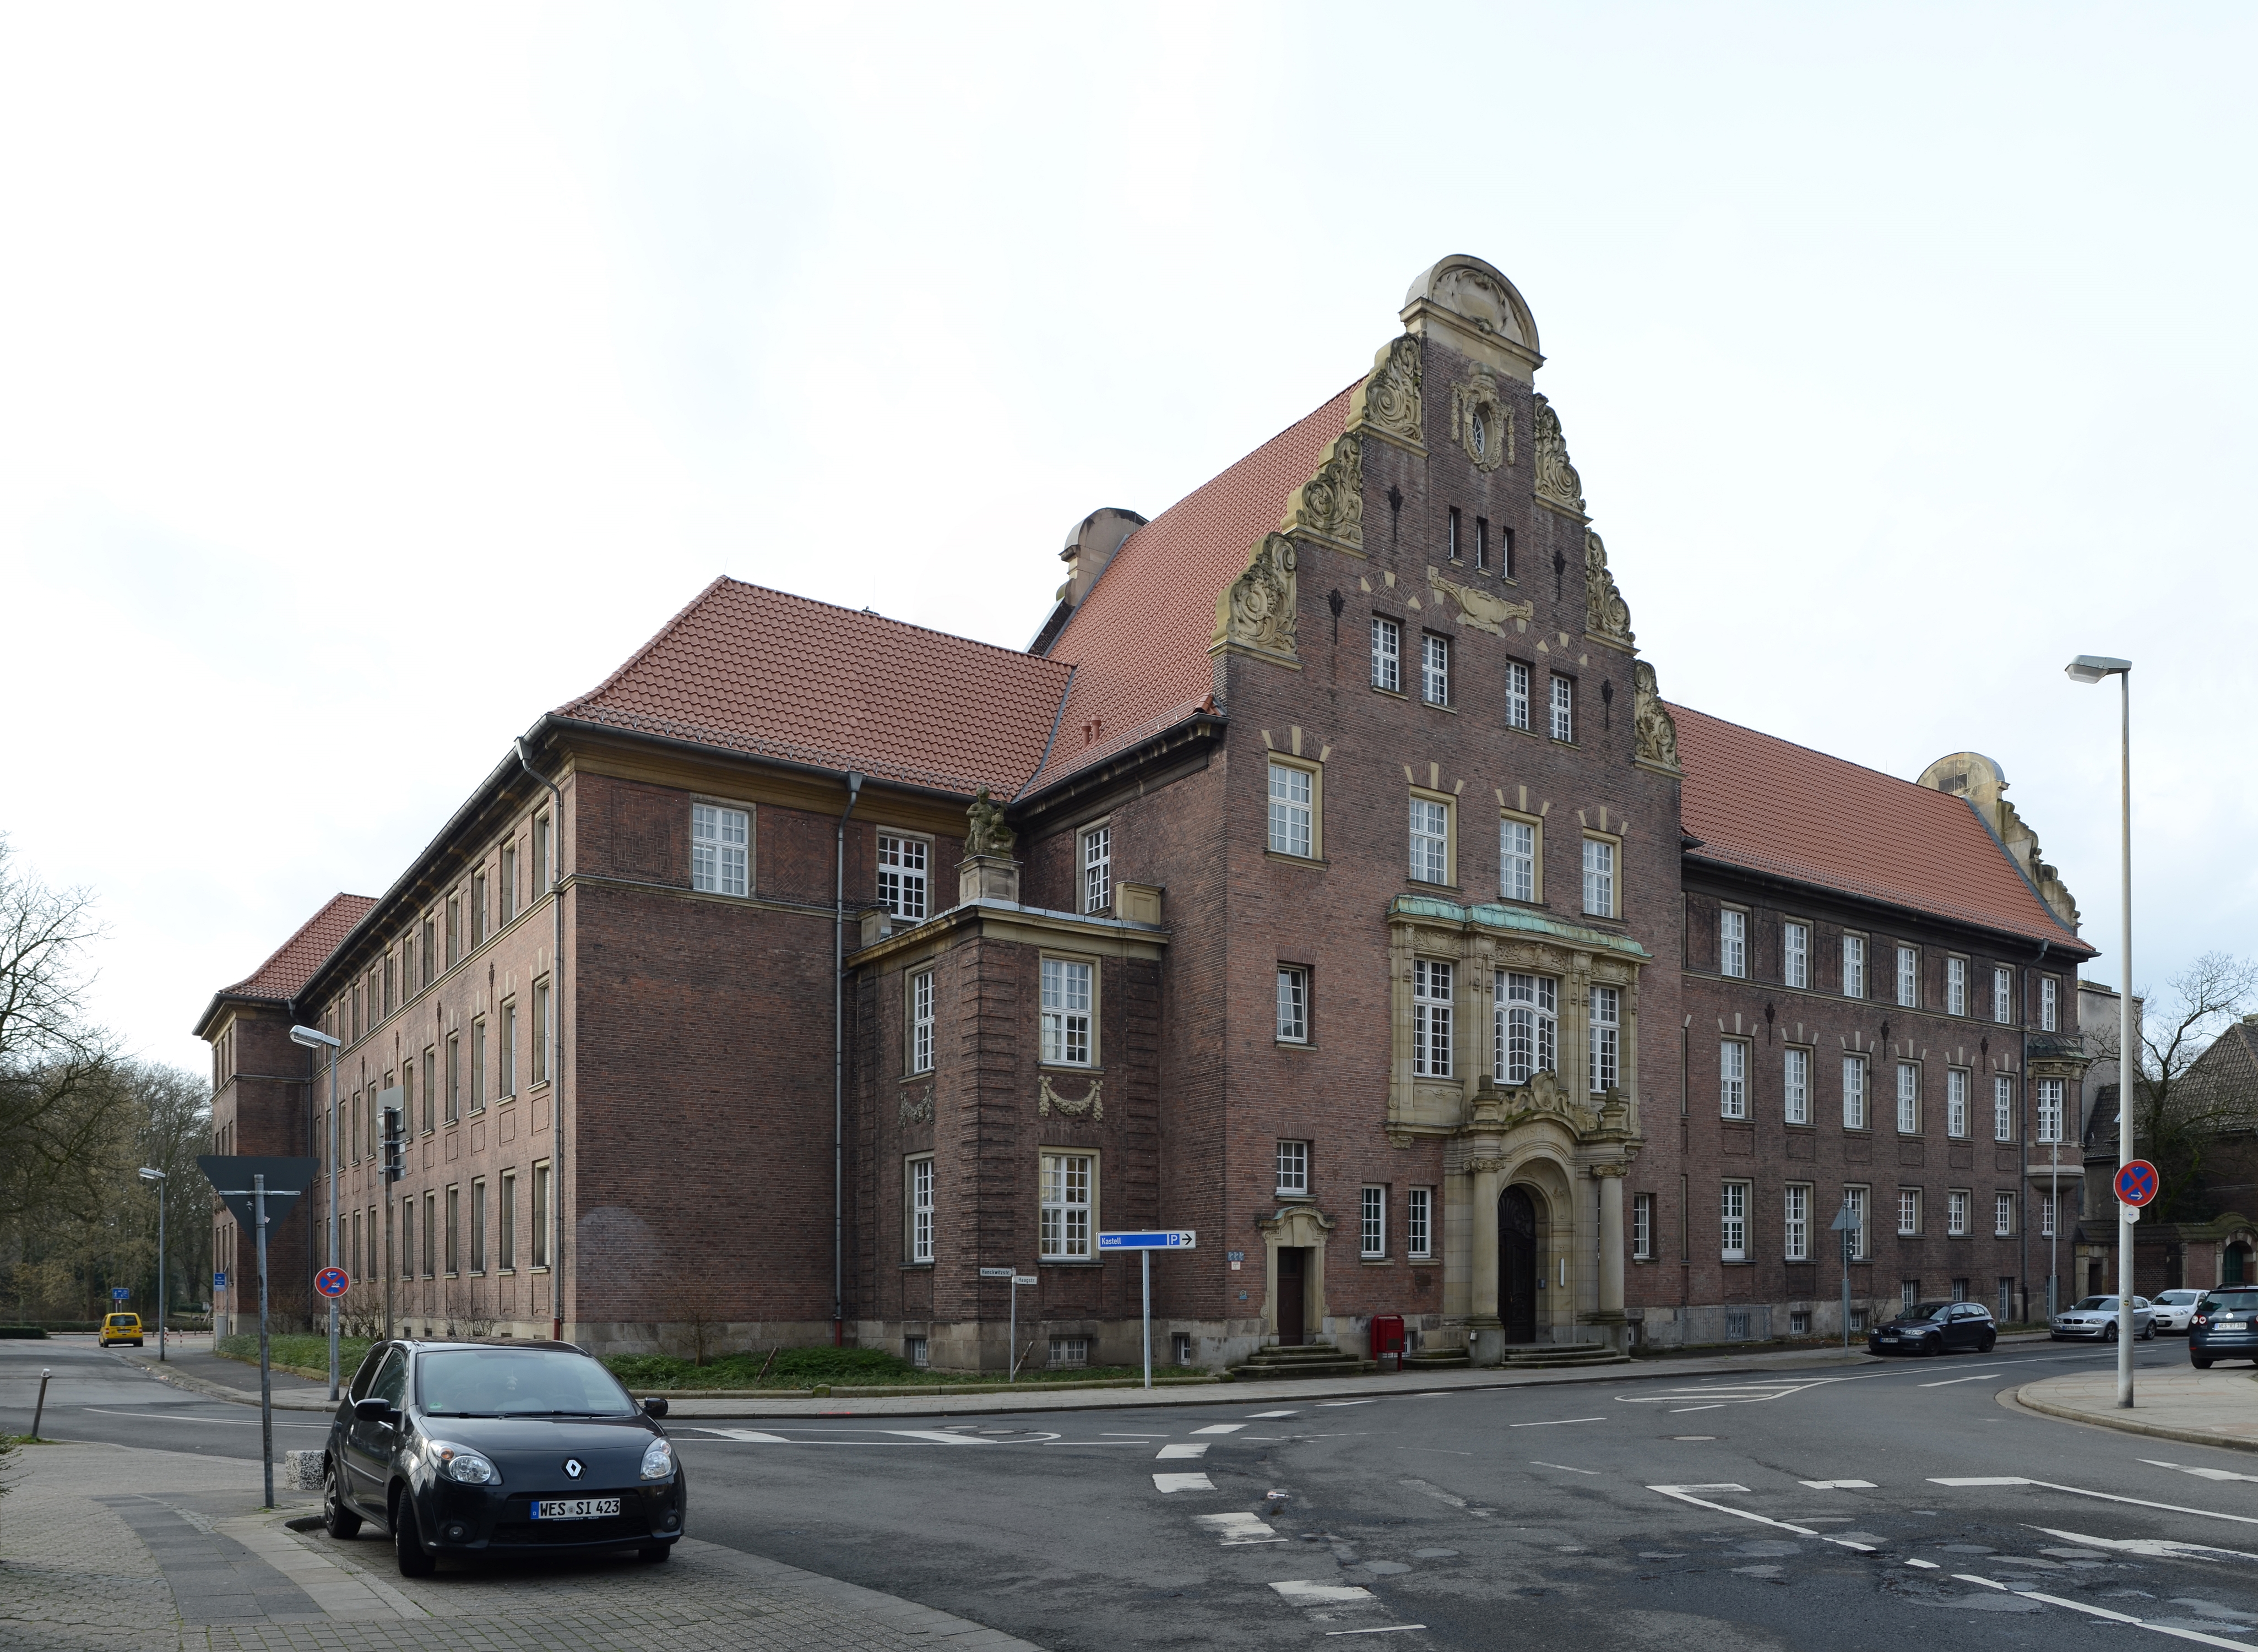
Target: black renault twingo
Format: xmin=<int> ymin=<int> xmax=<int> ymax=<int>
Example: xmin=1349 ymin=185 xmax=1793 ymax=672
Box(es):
xmin=322 ymin=1339 xmax=683 ymax=1575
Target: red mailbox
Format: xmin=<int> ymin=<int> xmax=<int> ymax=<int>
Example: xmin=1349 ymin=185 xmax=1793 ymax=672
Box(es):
xmin=1369 ymin=1314 xmax=1407 ymax=1371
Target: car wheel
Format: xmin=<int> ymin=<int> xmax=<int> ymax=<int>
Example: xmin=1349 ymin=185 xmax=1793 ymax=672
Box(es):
xmin=637 ymin=1544 xmax=672 ymax=1564
xmin=1980 ymin=1333 xmax=1996 ymax=1352
xmin=1924 ymin=1335 xmax=1944 ymax=1357
xmin=2141 ymin=1322 xmax=2155 ymax=1341
xmin=323 ymin=1458 xmax=362 ymax=1540
xmin=2194 ymin=1356 xmax=2214 ymax=1369
xmin=393 ymin=1492 xmax=436 ymax=1578
xmin=2104 ymin=1323 xmax=2119 ymax=1343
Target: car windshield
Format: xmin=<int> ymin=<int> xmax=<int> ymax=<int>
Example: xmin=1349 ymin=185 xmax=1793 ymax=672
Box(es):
xmin=416 ymin=1349 xmax=637 ymax=1417
xmin=2202 ymin=1292 xmax=2258 ymax=1313
xmin=2159 ymin=1291 xmax=2203 ymax=1304
xmin=2071 ymin=1297 xmax=2121 ymax=1312
xmin=1901 ymin=1302 xmax=1952 ymax=1319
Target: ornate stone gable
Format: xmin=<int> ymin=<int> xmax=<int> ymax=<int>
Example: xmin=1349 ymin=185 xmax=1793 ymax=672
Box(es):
xmin=1278 ymin=433 xmax=1364 ymax=553
xmin=1450 ymin=370 xmax=1513 ymax=473
xmin=1532 ymin=393 xmax=1586 ymax=518
xmin=1347 ymin=334 xmax=1424 ymax=454
xmin=1210 ymin=531 xmax=1299 ymax=667
xmin=1632 ymin=661 xmax=1681 ymax=774
xmin=1583 ymin=530 xmax=1634 ymax=650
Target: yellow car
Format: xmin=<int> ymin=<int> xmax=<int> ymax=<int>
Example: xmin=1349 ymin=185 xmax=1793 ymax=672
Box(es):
xmin=99 ymin=1313 xmax=144 ymax=1347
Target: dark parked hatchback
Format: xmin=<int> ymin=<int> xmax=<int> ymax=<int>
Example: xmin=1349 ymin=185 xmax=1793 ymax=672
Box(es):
xmin=2189 ymin=1290 xmax=2258 ymax=1368
xmin=323 ymin=1339 xmax=685 ymax=1575
xmin=1868 ymin=1300 xmax=1998 ymax=1356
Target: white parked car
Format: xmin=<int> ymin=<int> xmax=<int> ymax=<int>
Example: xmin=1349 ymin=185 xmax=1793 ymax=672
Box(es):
xmin=2051 ymin=1295 xmax=2155 ymax=1341
xmin=2150 ymin=1289 xmax=2206 ymax=1333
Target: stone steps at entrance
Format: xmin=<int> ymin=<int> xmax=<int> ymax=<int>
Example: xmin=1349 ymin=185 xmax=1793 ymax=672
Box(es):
xmin=1497 ymin=1343 xmax=1628 ymax=1368
xmin=1228 ymin=1344 xmax=1378 ymax=1381
xmin=1404 ymin=1347 xmax=1470 ymax=1371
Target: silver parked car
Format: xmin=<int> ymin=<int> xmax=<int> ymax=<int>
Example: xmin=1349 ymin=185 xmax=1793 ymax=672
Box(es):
xmin=2051 ymin=1295 xmax=2155 ymax=1341
xmin=2150 ymin=1289 xmax=2206 ymax=1333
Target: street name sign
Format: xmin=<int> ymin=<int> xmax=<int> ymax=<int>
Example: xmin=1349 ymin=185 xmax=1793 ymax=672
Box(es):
xmin=979 ymin=1267 xmax=1015 ymax=1278
xmin=1014 ymin=1275 xmax=1038 ymax=1286
xmin=1099 ymin=1231 xmax=1197 ymax=1251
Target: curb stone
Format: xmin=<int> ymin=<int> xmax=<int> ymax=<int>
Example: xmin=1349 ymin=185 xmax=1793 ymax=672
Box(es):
xmin=2011 ymin=1384 xmax=2258 ymax=1453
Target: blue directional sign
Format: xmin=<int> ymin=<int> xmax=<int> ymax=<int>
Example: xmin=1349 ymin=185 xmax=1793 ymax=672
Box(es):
xmin=1098 ymin=1230 xmax=1197 ymax=1251
xmin=213 ymin=1271 xmax=226 ymax=1289
xmin=111 ymin=1286 xmax=131 ymax=1301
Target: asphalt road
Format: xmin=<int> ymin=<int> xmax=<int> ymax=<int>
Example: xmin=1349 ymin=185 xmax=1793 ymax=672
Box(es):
xmin=15 ymin=1336 xmax=2258 ymax=1650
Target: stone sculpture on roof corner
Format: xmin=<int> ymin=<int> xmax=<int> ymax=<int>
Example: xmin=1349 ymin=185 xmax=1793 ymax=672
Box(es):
xmin=1632 ymin=661 xmax=1681 ymax=771
xmin=1278 ymin=434 xmax=1364 ymax=552
xmin=1584 ymin=530 xmax=1634 ymax=649
xmin=1347 ymin=334 xmax=1424 ymax=451
xmin=1532 ymin=393 xmax=1585 ymax=515
xmin=1211 ymin=531 xmax=1299 ymax=666
xmin=965 ymin=788 xmax=1016 ymax=857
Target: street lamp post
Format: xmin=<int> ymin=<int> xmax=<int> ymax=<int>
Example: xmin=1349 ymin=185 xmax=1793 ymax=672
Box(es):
xmin=290 ymin=1023 xmax=344 ymax=1400
xmin=2066 ymin=653 xmax=2134 ymax=1409
xmin=137 ymin=1168 xmax=167 ymax=1362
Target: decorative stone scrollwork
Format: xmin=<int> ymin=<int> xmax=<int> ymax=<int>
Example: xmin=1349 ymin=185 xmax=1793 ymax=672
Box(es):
xmin=1450 ymin=371 xmax=1512 ymax=473
xmin=1038 ymin=1074 xmax=1103 ymax=1120
xmin=1211 ymin=532 xmax=1299 ymax=665
xmin=1632 ymin=661 xmax=1681 ymax=772
xmin=1583 ymin=531 xmax=1633 ymax=649
xmin=1279 ymin=434 xmax=1364 ymax=551
xmin=898 ymin=1086 xmax=935 ymax=1126
xmin=1532 ymin=394 xmax=1585 ymax=516
xmin=965 ymin=789 xmax=1016 ymax=857
xmin=1348 ymin=334 xmax=1424 ymax=450
xmin=1427 ymin=566 xmax=1534 ymax=637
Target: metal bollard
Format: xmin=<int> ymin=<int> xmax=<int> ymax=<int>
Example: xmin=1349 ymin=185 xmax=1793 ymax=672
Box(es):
xmin=31 ymin=1368 xmax=51 ymax=1439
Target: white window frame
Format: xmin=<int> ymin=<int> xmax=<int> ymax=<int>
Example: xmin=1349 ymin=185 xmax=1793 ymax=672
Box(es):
xmin=2040 ymin=1190 xmax=2056 ymax=1238
xmin=1081 ymin=824 xmax=1111 ymax=915
xmin=1843 ymin=1055 xmax=1870 ymax=1130
xmin=1898 ymin=1187 xmax=1921 ymax=1237
xmin=1039 ymin=1151 xmax=1094 ymax=1259
xmin=2041 ymin=976 xmax=2060 ymax=1032
xmin=1268 ymin=761 xmax=1315 ymax=858
xmin=1784 ymin=1183 xmax=1811 ymax=1262
xmin=1582 ymin=837 xmax=1616 ymax=917
xmin=1784 ymin=1046 xmax=1811 ymax=1126
xmin=1413 ymin=959 xmax=1453 ymax=1079
xmin=1721 ymin=1180 xmax=1750 ymax=1262
xmin=1408 ymin=1186 xmax=1434 ymax=1258
xmin=1947 ymin=956 xmax=1968 ymax=1017
xmin=691 ymin=802 xmax=750 ymax=898
xmin=1505 ymin=660 xmax=1530 ymax=731
xmin=1783 ymin=921 xmax=1809 ymax=990
xmin=2037 ymin=1077 xmax=2065 ymax=1144
xmin=1276 ymin=966 xmax=1309 ymax=1045
xmin=1589 ymin=985 xmax=1621 ymax=1094
xmin=1499 ymin=817 xmax=1537 ymax=904
xmin=1421 ymin=633 xmax=1451 ymax=706
xmin=908 ymin=1156 xmax=935 ymax=1263
xmin=1632 ymin=1192 xmax=1654 ymax=1260
xmin=1948 ymin=1189 xmax=1970 ymax=1237
xmin=1842 ymin=934 xmax=1867 ymax=999
xmin=1995 ymin=1191 xmax=2015 ymax=1237
xmin=1549 ymin=675 xmax=1574 ymax=742
xmin=1409 ymin=797 xmax=1450 ymax=884
xmin=1993 ymin=965 xmax=2013 ymax=1024
xmin=1040 ymin=957 xmax=1094 ymax=1068
xmin=1897 ymin=945 xmax=1919 ymax=1008
xmin=877 ymin=833 xmax=929 ymax=922
xmin=1896 ymin=1062 xmax=1920 ymax=1134
xmin=1361 ymin=1186 xmax=1387 ymax=1259
xmin=1843 ymin=1184 xmax=1870 ymax=1259
xmin=1275 ymin=1139 xmax=1310 ymax=1197
xmin=1495 ymin=971 xmax=1557 ymax=1085
xmin=1994 ymin=1074 xmax=2016 ymax=1142
xmin=1720 ymin=1039 xmax=1749 ymax=1120
xmin=1371 ymin=616 xmax=1401 ymax=692
xmin=1947 ymin=1068 xmax=1969 ymax=1138
xmin=1720 ymin=909 xmax=1747 ymax=979
xmin=909 ymin=970 xmax=935 ymax=1075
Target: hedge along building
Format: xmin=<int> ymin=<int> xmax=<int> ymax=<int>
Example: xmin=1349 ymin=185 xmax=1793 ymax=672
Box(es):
xmin=196 ymin=255 xmax=2094 ymax=1365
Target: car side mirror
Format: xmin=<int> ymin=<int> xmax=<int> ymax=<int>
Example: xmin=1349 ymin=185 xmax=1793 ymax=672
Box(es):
xmin=354 ymin=1397 xmax=395 ymax=1423
xmin=642 ymin=1396 xmax=670 ymax=1419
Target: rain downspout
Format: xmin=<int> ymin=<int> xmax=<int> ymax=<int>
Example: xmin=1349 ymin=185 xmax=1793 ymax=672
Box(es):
xmin=835 ymin=771 xmax=865 ymax=1346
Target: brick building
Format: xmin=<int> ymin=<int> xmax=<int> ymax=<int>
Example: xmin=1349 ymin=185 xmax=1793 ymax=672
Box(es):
xmin=195 ymin=254 xmax=2096 ymax=1364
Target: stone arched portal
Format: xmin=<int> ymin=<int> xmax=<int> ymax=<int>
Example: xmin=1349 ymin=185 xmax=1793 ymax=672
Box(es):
xmin=1500 ymin=1184 xmax=1543 ymax=1343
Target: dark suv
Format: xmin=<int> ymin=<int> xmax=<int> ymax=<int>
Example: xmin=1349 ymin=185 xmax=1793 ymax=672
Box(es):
xmin=2189 ymin=1290 xmax=2258 ymax=1368
xmin=323 ymin=1339 xmax=685 ymax=1575
xmin=1868 ymin=1300 xmax=1998 ymax=1356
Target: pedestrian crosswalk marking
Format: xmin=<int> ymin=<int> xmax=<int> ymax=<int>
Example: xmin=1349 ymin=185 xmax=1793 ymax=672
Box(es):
xmin=1157 ymin=1443 xmax=1210 ymax=1459
xmin=1800 ymin=1479 xmax=1877 ymax=1489
xmin=1192 ymin=1423 xmax=1247 ymax=1434
xmin=1272 ymin=1580 xmax=1376 ymax=1603
xmin=1153 ymin=1472 xmax=1216 ymax=1492
xmin=1192 ymin=1512 xmax=1283 ymax=1545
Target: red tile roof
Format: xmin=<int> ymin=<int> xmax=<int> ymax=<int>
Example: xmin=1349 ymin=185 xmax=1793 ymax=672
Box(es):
xmin=1672 ymin=704 xmax=2091 ymax=950
xmin=558 ymin=578 xmax=1073 ymax=797
xmin=1024 ymin=387 xmax=1357 ymax=795
xmin=225 ymin=893 xmax=379 ymax=1002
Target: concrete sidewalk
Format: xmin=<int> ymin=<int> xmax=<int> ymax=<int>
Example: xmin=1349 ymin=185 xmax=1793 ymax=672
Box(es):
xmin=0 ymin=1438 xmax=1044 ymax=1650
xmin=2016 ymin=1362 xmax=2258 ymax=1452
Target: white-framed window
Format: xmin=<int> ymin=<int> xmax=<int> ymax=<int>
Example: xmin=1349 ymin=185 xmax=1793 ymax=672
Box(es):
xmin=1783 ymin=921 xmax=1809 ymax=989
xmin=1842 ymin=1184 xmax=1869 ymax=1259
xmin=1948 ymin=1189 xmax=1970 ymax=1237
xmin=2040 ymin=1191 xmax=2056 ymax=1238
xmin=1896 ymin=945 xmax=1919 ymax=1008
xmin=1721 ymin=1180 xmax=1750 ymax=1262
xmin=1496 ymin=971 xmax=1557 ymax=1084
xmin=1421 ymin=634 xmax=1451 ymax=705
xmin=1842 ymin=935 xmax=1867 ymax=999
xmin=1413 ymin=959 xmax=1453 ymax=1079
xmin=1276 ymin=966 xmax=1309 ymax=1044
xmin=1582 ymin=838 xmax=1616 ymax=917
xmin=1993 ymin=965 xmax=2013 ymax=1024
xmin=1843 ymin=1055 xmax=1870 ymax=1130
xmin=1408 ymin=1187 xmax=1433 ymax=1258
xmin=1410 ymin=798 xmax=1450 ymax=883
xmin=1994 ymin=1074 xmax=2016 ymax=1142
xmin=1720 ymin=909 xmax=1747 ymax=979
xmin=1995 ymin=1191 xmax=2015 ymax=1237
xmin=1947 ymin=957 xmax=1968 ymax=1017
xmin=1784 ymin=1047 xmax=1811 ymax=1126
xmin=1048 ymin=1335 xmax=1090 ymax=1369
xmin=1039 ymin=1152 xmax=1094 ymax=1259
xmin=2037 ymin=1077 xmax=2065 ymax=1144
xmin=1081 ymin=825 xmax=1111 ymax=914
xmin=1505 ymin=660 xmax=1530 ymax=731
xmin=691 ymin=803 xmax=750 ymax=897
xmin=877 ymin=834 xmax=928 ymax=921
xmin=1500 ymin=818 xmax=1535 ymax=903
xmin=1268 ymin=762 xmax=1313 ymax=858
xmin=1947 ymin=1069 xmax=1969 ymax=1138
xmin=1898 ymin=1188 xmax=1921 ymax=1237
xmin=1276 ymin=1139 xmax=1310 ymax=1197
xmin=1720 ymin=1040 xmax=1749 ymax=1119
xmin=1371 ymin=616 xmax=1401 ymax=692
xmin=907 ymin=1335 xmax=929 ymax=1368
xmin=1361 ymin=1186 xmax=1387 ymax=1258
xmin=1040 ymin=958 xmax=1094 ymax=1067
xmin=1550 ymin=675 xmax=1574 ymax=742
xmin=2041 ymin=976 xmax=2060 ymax=1032
xmin=1785 ymin=1183 xmax=1811 ymax=1262
xmin=1589 ymin=985 xmax=1620 ymax=1094
xmin=1896 ymin=1062 xmax=1920 ymax=1134
xmin=1632 ymin=1192 xmax=1654 ymax=1260
xmin=909 ymin=970 xmax=935 ymax=1075
xmin=1902 ymin=1279 xmax=1920 ymax=1312
xmin=908 ymin=1156 xmax=935 ymax=1263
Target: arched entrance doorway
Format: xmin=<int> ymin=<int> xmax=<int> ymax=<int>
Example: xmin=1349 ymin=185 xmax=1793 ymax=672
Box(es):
xmin=1500 ymin=1186 xmax=1542 ymax=1343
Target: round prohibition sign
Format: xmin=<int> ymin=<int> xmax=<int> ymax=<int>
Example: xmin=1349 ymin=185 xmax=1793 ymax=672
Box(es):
xmin=2115 ymin=1160 xmax=2161 ymax=1208
xmin=314 ymin=1267 xmax=350 ymax=1298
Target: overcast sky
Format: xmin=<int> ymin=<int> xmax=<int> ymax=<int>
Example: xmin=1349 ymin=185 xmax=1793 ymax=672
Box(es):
xmin=3 ymin=4 xmax=2250 ymax=1077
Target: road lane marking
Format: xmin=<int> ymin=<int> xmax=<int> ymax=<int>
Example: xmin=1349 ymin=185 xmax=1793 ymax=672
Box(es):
xmin=884 ymin=1430 xmax=995 ymax=1445
xmin=693 ymin=1428 xmax=796 ymax=1443
xmin=1919 ymin=1372 xmax=2004 ymax=1387
xmin=1157 ymin=1443 xmax=1209 ymax=1460
xmin=1192 ymin=1513 xmax=1284 ymax=1545
xmin=1953 ymin=1573 xmax=2252 ymax=1648
xmin=1319 ymin=1400 xmax=1378 ymax=1408
xmin=2032 ymin=1526 xmax=2258 ymax=1563
xmin=82 ymin=1409 xmax=328 ymax=1428
xmin=1248 ymin=1411 xmax=1301 ymax=1419
xmin=1510 ymin=1417 xmax=1606 ymax=1428
xmin=1906 ymin=1559 xmax=1940 ymax=1569
xmin=1153 ymin=1472 xmax=1215 ymax=1492
xmin=1929 ymin=1478 xmax=2258 ymax=1528
xmin=1324 ymin=1628 xmax=1429 ymax=1637
xmin=1531 ymin=1462 xmax=1599 ymax=1475
xmin=2143 ymin=1460 xmax=2258 ymax=1485
xmin=1669 ymin=1405 xmax=1727 ymax=1414
xmin=1800 ymin=1479 xmax=1878 ymax=1489
xmin=1272 ymin=1581 xmax=1376 ymax=1603
xmin=1647 ymin=1485 xmax=1877 ymax=1552
xmin=1192 ymin=1423 xmax=1247 ymax=1435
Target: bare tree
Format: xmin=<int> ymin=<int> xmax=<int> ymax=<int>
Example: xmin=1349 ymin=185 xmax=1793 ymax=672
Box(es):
xmin=2089 ymin=952 xmax=2258 ymax=1221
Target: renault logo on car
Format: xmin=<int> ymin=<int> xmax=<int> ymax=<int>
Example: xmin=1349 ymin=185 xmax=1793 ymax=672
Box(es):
xmin=564 ymin=1458 xmax=583 ymax=1479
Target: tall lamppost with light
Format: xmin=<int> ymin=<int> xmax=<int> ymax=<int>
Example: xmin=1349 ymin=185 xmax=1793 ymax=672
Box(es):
xmin=289 ymin=1022 xmax=344 ymax=1400
xmin=2066 ymin=652 xmax=2135 ymax=1409
xmin=136 ymin=1167 xmax=167 ymax=1362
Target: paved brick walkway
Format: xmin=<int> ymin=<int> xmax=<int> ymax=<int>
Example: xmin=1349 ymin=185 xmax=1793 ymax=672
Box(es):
xmin=2016 ymin=1362 xmax=2258 ymax=1450
xmin=0 ymin=1442 xmax=1042 ymax=1650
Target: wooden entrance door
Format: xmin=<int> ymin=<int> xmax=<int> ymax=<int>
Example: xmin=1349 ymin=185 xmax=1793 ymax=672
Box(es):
xmin=1501 ymin=1187 xmax=1539 ymax=1343
xmin=1277 ymin=1247 xmax=1306 ymax=1345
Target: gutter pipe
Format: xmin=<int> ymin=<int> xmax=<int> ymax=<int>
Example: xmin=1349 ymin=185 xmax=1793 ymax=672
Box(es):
xmin=834 ymin=771 xmax=865 ymax=1346
xmin=515 ymin=738 xmax=567 ymax=1343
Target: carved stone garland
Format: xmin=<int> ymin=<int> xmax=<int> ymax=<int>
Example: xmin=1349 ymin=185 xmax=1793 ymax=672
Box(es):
xmin=1038 ymin=1074 xmax=1103 ymax=1120
xmin=898 ymin=1086 xmax=935 ymax=1126
xmin=1632 ymin=661 xmax=1681 ymax=771
xmin=1347 ymin=334 xmax=1424 ymax=451
xmin=1278 ymin=434 xmax=1363 ymax=551
xmin=1532 ymin=393 xmax=1585 ymax=516
xmin=1211 ymin=532 xmax=1299 ymax=665
xmin=1427 ymin=566 xmax=1533 ymax=637
xmin=1450 ymin=371 xmax=1512 ymax=474
xmin=1583 ymin=530 xmax=1634 ymax=649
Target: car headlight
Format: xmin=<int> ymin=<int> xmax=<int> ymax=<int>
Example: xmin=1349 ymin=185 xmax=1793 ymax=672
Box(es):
xmin=432 ymin=1444 xmax=499 ymax=1485
xmin=640 ymin=1437 xmax=675 ymax=1481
